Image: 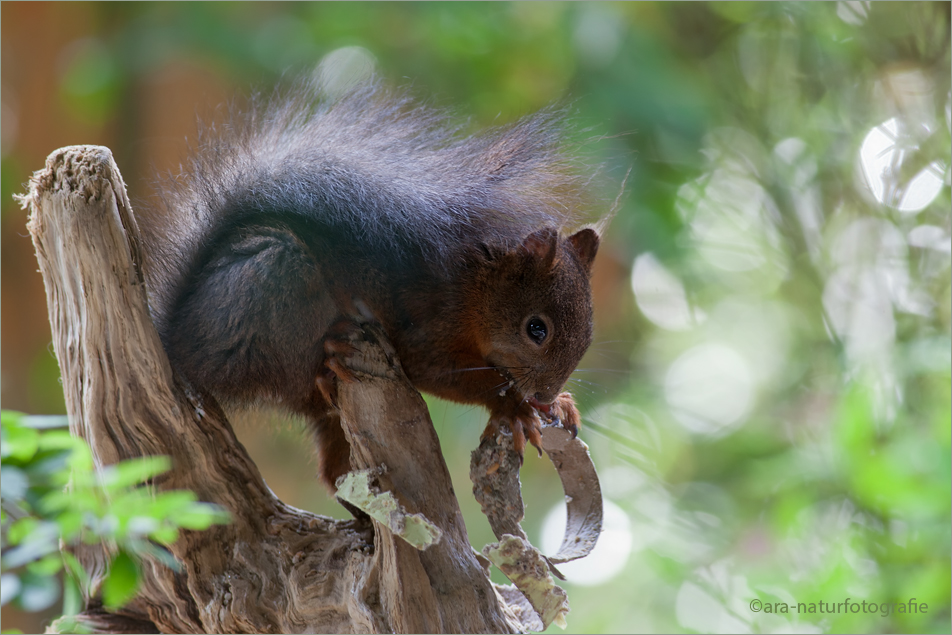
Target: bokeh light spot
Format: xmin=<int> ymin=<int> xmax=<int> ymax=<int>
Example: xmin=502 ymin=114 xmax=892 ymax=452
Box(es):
xmin=665 ymin=343 xmax=754 ymax=436
xmin=859 ymin=117 xmax=900 ymax=205
xmin=317 ymin=46 xmax=377 ymax=96
xmin=540 ymin=498 xmax=632 ymax=587
xmin=631 ymin=253 xmax=703 ymax=331
xmin=897 ymin=161 xmax=945 ymax=212
xmin=859 ymin=116 xmax=945 ymax=212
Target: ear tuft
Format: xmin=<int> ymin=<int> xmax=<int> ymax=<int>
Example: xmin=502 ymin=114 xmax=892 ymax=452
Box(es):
xmin=567 ymin=228 xmax=599 ymax=274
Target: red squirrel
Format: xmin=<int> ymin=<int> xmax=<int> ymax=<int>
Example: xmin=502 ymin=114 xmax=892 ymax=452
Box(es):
xmin=140 ymin=79 xmax=600 ymax=490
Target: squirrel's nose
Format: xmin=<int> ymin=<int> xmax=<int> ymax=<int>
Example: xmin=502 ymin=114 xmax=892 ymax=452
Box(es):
xmin=533 ymin=390 xmax=557 ymax=405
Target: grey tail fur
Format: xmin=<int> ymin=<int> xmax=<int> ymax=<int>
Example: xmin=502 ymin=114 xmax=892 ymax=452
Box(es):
xmin=140 ymin=77 xmax=592 ymax=328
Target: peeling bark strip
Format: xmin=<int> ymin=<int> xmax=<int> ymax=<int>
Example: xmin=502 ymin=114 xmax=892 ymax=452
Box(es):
xmin=469 ymin=426 xmax=604 ymax=629
xmin=538 ymin=427 xmax=603 ymax=565
xmin=20 ymin=146 xmax=535 ymax=633
xmin=469 ymin=426 xmax=604 ymax=571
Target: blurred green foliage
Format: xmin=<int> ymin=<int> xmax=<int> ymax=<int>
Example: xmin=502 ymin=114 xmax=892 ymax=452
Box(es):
xmin=0 ymin=411 xmax=229 ymax=631
xmin=3 ymin=2 xmax=950 ymax=633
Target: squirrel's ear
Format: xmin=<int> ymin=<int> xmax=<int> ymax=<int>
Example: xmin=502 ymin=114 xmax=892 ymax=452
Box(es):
xmin=567 ymin=228 xmax=599 ymax=274
xmin=521 ymin=227 xmax=559 ymax=269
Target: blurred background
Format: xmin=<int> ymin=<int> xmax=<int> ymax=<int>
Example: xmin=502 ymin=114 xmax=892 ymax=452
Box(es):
xmin=2 ymin=2 xmax=949 ymax=633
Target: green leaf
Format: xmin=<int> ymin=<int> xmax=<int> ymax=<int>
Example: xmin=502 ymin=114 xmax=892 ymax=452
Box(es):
xmin=99 ymin=456 xmax=171 ymax=491
xmin=46 ymin=616 xmax=88 ymax=635
xmin=149 ymin=526 xmax=179 ymax=545
xmin=6 ymin=517 xmax=42 ymax=546
xmin=37 ymin=429 xmax=83 ymax=452
xmin=40 ymin=486 xmax=102 ymax=517
xmin=1 ymin=423 xmax=40 ymax=463
xmin=833 ymin=384 xmax=876 ymax=464
xmin=148 ymin=490 xmax=199 ymax=517
xmin=108 ymin=488 xmax=154 ymax=520
xmin=66 ymin=442 xmax=94 ymax=473
xmin=102 ymin=552 xmax=140 ymax=611
xmin=54 ymin=510 xmax=85 ymax=541
xmin=61 ymin=574 xmax=83 ymax=617
xmin=1 ymin=410 xmax=25 ymax=429
xmin=169 ymin=503 xmax=231 ymax=531
xmin=61 ymin=551 xmax=92 ymax=594
xmin=25 ymin=553 xmax=63 ymax=577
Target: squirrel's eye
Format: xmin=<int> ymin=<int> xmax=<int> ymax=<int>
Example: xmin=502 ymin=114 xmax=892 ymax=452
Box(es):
xmin=526 ymin=317 xmax=548 ymax=345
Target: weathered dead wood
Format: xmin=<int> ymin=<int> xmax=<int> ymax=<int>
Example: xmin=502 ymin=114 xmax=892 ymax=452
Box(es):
xmin=333 ymin=324 xmax=522 ymax=632
xmin=22 ymin=145 xmax=529 ymax=634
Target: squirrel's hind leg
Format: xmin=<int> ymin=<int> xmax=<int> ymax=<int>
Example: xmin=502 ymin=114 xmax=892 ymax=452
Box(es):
xmin=159 ymin=223 xmax=357 ymax=492
xmin=303 ymin=404 xmax=353 ymax=493
xmin=161 ymin=223 xmax=336 ymax=406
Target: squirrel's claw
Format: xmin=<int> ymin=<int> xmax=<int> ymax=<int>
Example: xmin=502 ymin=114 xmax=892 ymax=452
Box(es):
xmin=512 ymin=416 xmax=544 ymax=458
xmin=525 ymin=422 xmax=544 ymax=457
xmin=511 ymin=422 xmax=527 ymax=457
xmin=482 ymin=392 xmax=581 ymax=463
xmin=318 ymin=316 xmax=370 ymax=407
xmin=484 ymin=399 xmax=546 ymax=461
xmin=323 ymin=338 xmax=360 ymax=358
xmin=551 ymin=392 xmax=581 ymax=439
xmin=315 ymin=367 xmax=339 ymax=408
xmin=325 ymin=356 xmax=359 ymax=384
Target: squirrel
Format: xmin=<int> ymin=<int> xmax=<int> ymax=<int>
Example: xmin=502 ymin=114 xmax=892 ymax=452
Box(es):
xmin=139 ymin=78 xmax=600 ymax=491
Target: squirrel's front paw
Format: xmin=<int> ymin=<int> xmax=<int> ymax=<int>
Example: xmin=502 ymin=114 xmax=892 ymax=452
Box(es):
xmin=482 ymin=391 xmax=583 ymax=457
xmin=481 ymin=392 xmax=583 ymax=458
xmin=315 ymin=317 xmax=366 ymax=407
xmin=482 ymin=399 xmax=544 ymax=459
xmin=547 ymin=392 xmax=582 ymax=439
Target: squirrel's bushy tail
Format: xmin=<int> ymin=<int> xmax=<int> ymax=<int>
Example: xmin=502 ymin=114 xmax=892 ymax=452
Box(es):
xmin=141 ymin=77 xmax=593 ymax=328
